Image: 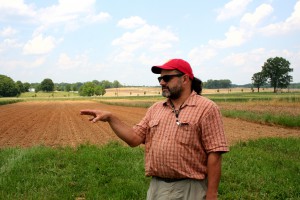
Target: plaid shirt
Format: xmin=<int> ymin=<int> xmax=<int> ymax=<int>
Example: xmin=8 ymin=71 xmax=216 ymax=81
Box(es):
xmin=133 ymin=91 xmax=229 ymax=180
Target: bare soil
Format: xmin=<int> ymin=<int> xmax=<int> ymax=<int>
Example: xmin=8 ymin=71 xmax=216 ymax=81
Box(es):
xmin=0 ymin=101 xmax=299 ymax=148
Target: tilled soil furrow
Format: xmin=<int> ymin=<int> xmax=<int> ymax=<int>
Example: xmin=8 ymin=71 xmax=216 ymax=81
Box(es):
xmin=0 ymin=101 xmax=299 ymax=148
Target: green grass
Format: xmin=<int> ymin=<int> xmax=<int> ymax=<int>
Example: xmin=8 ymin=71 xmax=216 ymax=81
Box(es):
xmin=219 ymin=137 xmax=300 ymax=199
xmin=205 ymin=91 xmax=300 ymax=102
xmin=222 ymin=110 xmax=300 ymax=128
xmin=0 ymin=138 xmax=299 ymax=199
xmin=0 ymin=99 xmax=23 ymax=105
xmin=0 ymin=142 xmax=149 ymax=200
xmin=20 ymin=91 xmax=80 ymax=98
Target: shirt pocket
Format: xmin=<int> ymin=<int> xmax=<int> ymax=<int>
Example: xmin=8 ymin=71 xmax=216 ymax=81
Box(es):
xmin=146 ymin=119 xmax=160 ymax=143
xmin=175 ymin=121 xmax=198 ymax=145
xmin=144 ymin=119 xmax=160 ymax=153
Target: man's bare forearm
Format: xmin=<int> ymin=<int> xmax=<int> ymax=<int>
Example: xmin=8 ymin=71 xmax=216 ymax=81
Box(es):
xmin=206 ymin=152 xmax=222 ymax=200
xmin=80 ymin=109 xmax=143 ymax=147
xmin=107 ymin=114 xmax=143 ymax=147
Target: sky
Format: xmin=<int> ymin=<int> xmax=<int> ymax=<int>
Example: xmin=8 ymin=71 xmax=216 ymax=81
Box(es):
xmin=0 ymin=0 xmax=299 ymax=86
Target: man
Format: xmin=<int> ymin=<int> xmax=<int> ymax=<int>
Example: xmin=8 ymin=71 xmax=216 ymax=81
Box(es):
xmin=80 ymin=58 xmax=229 ymax=200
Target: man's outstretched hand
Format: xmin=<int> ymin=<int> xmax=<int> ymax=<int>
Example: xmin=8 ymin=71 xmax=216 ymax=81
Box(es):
xmin=80 ymin=109 xmax=143 ymax=147
xmin=80 ymin=110 xmax=112 ymax=123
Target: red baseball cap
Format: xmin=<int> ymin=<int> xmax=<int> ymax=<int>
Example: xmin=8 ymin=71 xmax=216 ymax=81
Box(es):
xmin=151 ymin=58 xmax=194 ymax=80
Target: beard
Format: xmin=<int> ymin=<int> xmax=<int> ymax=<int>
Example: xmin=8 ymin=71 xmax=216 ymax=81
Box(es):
xmin=162 ymin=84 xmax=183 ymax=100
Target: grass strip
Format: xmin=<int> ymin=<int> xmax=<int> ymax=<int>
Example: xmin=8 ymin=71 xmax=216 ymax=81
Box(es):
xmin=206 ymin=92 xmax=300 ymax=103
xmin=0 ymin=142 xmax=149 ymax=200
xmin=221 ymin=110 xmax=300 ymax=128
xmin=0 ymin=138 xmax=299 ymax=199
xmin=97 ymin=101 xmax=156 ymax=108
xmin=0 ymin=99 xmax=23 ymax=105
xmin=219 ymin=137 xmax=300 ymax=199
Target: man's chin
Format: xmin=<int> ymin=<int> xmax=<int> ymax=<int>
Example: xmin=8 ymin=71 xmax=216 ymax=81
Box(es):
xmin=162 ymin=91 xmax=170 ymax=98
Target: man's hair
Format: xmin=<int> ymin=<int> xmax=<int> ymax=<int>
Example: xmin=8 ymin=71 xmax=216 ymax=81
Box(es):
xmin=192 ymin=77 xmax=203 ymax=95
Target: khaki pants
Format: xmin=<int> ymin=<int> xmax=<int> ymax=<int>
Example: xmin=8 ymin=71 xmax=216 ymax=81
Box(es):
xmin=147 ymin=177 xmax=207 ymax=200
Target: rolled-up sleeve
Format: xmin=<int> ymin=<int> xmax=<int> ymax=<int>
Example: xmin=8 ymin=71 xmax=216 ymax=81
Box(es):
xmin=200 ymin=104 xmax=229 ymax=153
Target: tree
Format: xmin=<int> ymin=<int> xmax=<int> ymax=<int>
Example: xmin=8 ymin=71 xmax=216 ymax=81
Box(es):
xmin=113 ymin=80 xmax=121 ymax=88
xmin=16 ymin=81 xmax=25 ymax=93
xmin=100 ymin=80 xmax=112 ymax=89
xmin=252 ymin=72 xmax=267 ymax=92
xmin=0 ymin=74 xmax=20 ymax=97
xmin=64 ymin=84 xmax=71 ymax=92
xmin=261 ymin=57 xmax=293 ymax=93
xmin=92 ymin=80 xmax=100 ymax=85
xmin=40 ymin=78 xmax=54 ymax=92
xmin=72 ymin=82 xmax=83 ymax=91
xmin=219 ymin=79 xmax=232 ymax=88
xmin=79 ymin=82 xmax=96 ymax=96
xmin=23 ymin=82 xmax=30 ymax=92
xmin=94 ymin=85 xmax=106 ymax=96
xmin=204 ymin=79 xmax=232 ymax=89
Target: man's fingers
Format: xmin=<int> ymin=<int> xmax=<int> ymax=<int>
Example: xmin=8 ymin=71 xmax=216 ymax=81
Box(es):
xmin=80 ymin=109 xmax=104 ymax=123
xmin=92 ymin=116 xmax=101 ymax=123
xmin=80 ymin=110 xmax=96 ymax=116
xmin=89 ymin=117 xmax=94 ymax=121
xmin=80 ymin=110 xmax=91 ymax=115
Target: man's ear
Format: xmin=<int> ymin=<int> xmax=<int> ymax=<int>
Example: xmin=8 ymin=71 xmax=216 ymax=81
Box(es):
xmin=182 ymin=74 xmax=190 ymax=84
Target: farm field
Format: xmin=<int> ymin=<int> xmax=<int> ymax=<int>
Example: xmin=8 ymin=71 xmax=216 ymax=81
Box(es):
xmin=0 ymin=100 xmax=299 ymax=148
xmin=104 ymin=87 xmax=300 ymax=96
xmin=218 ymin=101 xmax=300 ymax=116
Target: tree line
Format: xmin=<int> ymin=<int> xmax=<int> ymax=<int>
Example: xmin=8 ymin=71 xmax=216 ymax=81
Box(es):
xmin=0 ymin=75 xmax=31 ymax=97
xmin=0 ymin=56 xmax=295 ymax=97
xmin=203 ymin=57 xmax=294 ymax=93
xmin=0 ymin=76 xmax=123 ymax=97
xmin=203 ymin=79 xmax=232 ymax=89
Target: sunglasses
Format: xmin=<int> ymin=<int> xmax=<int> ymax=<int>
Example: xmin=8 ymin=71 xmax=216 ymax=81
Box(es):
xmin=158 ymin=74 xmax=184 ymax=83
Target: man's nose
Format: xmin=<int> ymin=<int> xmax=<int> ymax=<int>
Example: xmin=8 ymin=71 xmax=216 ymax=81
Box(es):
xmin=159 ymin=79 xmax=166 ymax=86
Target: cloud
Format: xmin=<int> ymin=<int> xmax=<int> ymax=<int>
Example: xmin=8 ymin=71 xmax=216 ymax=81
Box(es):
xmin=188 ymin=46 xmax=217 ymax=65
xmin=222 ymin=49 xmax=261 ymax=68
xmin=31 ymin=56 xmax=47 ymax=68
xmin=112 ymin=20 xmax=179 ymax=62
xmin=85 ymin=12 xmax=111 ymax=23
xmin=23 ymin=34 xmax=58 ymax=55
xmin=240 ymin=4 xmax=273 ymax=27
xmin=58 ymin=53 xmax=89 ymax=70
xmin=0 ymin=39 xmax=22 ymax=52
xmin=216 ymin=0 xmax=252 ymax=21
xmin=38 ymin=0 xmax=111 ymax=25
xmin=117 ymin=16 xmax=147 ymax=29
xmin=261 ymin=1 xmax=300 ymax=35
xmin=0 ymin=0 xmax=111 ymax=36
xmin=221 ymin=48 xmax=298 ymax=74
xmin=0 ymin=27 xmax=18 ymax=37
xmin=209 ymin=3 xmax=274 ymax=49
xmin=0 ymin=0 xmax=35 ymax=18
xmin=0 ymin=55 xmax=46 ymax=72
xmin=208 ymin=26 xmax=250 ymax=48
xmin=38 ymin=0 xmax=95 ymax=23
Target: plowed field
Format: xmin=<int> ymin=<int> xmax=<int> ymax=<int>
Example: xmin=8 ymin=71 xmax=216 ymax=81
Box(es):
xmin=0 ymin=101 xmax=299 ymax=148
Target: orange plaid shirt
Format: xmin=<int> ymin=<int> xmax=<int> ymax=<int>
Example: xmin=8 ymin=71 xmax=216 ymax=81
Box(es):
xmin=133 ymin=91 xmax=229 ymax=180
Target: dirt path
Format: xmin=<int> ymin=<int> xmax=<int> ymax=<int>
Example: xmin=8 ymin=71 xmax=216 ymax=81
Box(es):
xmin=0 ymin=101 xmax=299 ymax=148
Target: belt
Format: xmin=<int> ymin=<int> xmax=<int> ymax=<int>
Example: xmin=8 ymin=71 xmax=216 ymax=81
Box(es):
xmin=154 ymin=176 xmax=187 ymax=183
